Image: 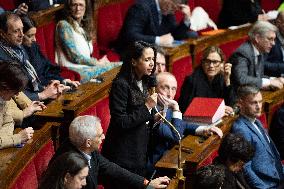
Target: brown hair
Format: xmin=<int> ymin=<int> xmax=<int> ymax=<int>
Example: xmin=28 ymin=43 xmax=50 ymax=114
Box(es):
xmin=201 ymin=46 xmax=226 ymax=64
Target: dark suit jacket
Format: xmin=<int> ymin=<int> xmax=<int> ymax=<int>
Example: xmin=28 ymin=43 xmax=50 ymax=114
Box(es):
xmin=232 ymin=116 xmax=284 ymax=189
xmin=51 ymin=140 xmax=145 ymax=189
xmin=230 ymin=41 xmax=266 ymax=90
xmin=101 ymin=75 xmax=153 ymax=176
xmin=19 ymin=0 xmax=65 ymax=11
xmin=147 ymin=108 xmax=198 ymax=175
xmin=218 ymin=0 xmax=262 ymax=28
xmin=265 ymin=36 xmax=284 ymax=77
xmin=114 ymin=0 xmax=197 ymax=53
xmin=24 ymin=43 xmax=63 ymax=86
xmin=178 ymin=66 xmax=235 ymax=113
xmin=270 ymin=105 xmax=284 ymax=160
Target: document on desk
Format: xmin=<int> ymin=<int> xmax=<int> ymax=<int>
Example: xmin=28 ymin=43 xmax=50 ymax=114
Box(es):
xmin=160 ymin=40 xmax=185 ymax=47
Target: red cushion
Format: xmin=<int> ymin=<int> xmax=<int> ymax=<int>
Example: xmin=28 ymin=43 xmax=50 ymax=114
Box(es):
xmin=60 ymin=66 xmax=81 ymax=81
xmin=172 ymin=56 xmax=193 ymax=100
xmin=219 ymin=36 xmax=248 ymax=60
xmin=79 ymin=105 xmax=97 ymax=116
xmin=10 ymin=160 xmax=38 ymax=189
xmin=97 ymin=0 xmax=134 ymax=49
xmin=197 ymin=150 xmax=219 ymax=169
xmin=95 ymin=97 xmax=110 ymax=135
xmin=34 ymin=140 xmax=55 ymax=180
xmin=0 ymin=0 xmax=16 ymax=10
xmin=261 ymin=0 xmax=280 ymax=11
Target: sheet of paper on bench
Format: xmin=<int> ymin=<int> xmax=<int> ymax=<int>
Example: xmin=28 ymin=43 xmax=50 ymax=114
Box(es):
xmin=228 ymin=23 xmax=251 ymax=30
xmin=184 ymin=97 xmax=225 ymax=125
xmin=160 ymin=40 xmax=185 ymax=47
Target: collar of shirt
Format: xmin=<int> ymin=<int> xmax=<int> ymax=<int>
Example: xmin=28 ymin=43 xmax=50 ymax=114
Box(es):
xmin=81 ymin=151 xmax=92 ymax=167
xmin=252 ymin=43 xmax=260 ymax=58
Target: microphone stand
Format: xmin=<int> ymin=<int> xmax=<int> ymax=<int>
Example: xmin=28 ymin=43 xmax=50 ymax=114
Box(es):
xmin=155 ymin=107 xmax=185 ymax=189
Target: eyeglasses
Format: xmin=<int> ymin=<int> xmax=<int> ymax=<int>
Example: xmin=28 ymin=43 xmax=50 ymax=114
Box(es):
xmin=202 ymin=59 xmax=222 ymax=66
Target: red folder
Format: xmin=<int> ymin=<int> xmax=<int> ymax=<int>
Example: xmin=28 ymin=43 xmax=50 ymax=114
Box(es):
xmin=184 ymin=97 xmax=225 ymax=124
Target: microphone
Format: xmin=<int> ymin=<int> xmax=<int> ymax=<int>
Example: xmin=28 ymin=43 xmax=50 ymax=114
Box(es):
xmin=148 ymin=75 xmax=157 ymax=95
xmin=154 ymin=106 xmax=185 ymax=181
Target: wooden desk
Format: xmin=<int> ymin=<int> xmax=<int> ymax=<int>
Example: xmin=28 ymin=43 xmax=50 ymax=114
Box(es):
xmin=262 ymin=88 xmax=284 ymax=128
xmin=188 ymin=26 xmax=251 ymax=68
xmin=155 ymin=116 xmax=235 ymax=176
xmin=0 ymin=122 xmax=59 ymax=188
xmin=34 ymin=67 xmax=120 ymax=122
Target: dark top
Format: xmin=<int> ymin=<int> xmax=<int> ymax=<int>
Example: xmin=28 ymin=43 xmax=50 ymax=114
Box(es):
xmin=18 ymin=0 xmax=65 ymax=11
xmin=265 ymin=35 xmax=284 ymax=77
xmin=51 ymin=140 xmax=145 ymax=189
xmin=114 ymin=0 xmax=197 ymax=53
xmin=101 ymin=75 xmax=153 ymax=177
xmin=212 ymin=158 xmax=252 ymax=189
xmin=178 ymin=66 xmax=235 ymax=113
xmin=218 ymin=0 xmax=262 ymax=28
xmin=147 ymin=108 xmax=198 ymax=176
xmin=24 ymin=42 xmax=63 ymax=86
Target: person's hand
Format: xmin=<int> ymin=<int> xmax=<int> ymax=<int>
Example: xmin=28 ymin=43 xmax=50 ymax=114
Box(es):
xmin=179 ymin=4 xmax=191 ymax=20
xmin=148 ymin=176 xmax=170 ymax=188
xmin=158 ymin=94 xmax=179 ymax=112
xmin=202 ymin=126 xmax=223 ymax=138
xmin=224 ymin=105 xmax=234 ymax=116
xmin=145 ymin=93 xmax=158 ymax=110
xmin=23 ymin=101 xmax=46 ymax=118
xmin=38 ymin=80 xmax=62 ymax=100
xmin=63 ymin=79 xmax=80 ymax=88
xmin=15 ymin=3 xmax=28 ymax=15
xmin=19 ymin=127 xmax=34 ymax=143
xmin=159 ymin=33 xmax=174 ymax=46
xmin=270 ymin=78 xmax=283 ymax=90
xmin=222 ymin=63 xmax=232 ymax=86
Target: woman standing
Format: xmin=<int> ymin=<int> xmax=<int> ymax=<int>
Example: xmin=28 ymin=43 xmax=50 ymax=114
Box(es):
xmin=55 ymin=0 xmax=121 ymax=83
xmin=102 ymin=41 xmax=157 ymax=181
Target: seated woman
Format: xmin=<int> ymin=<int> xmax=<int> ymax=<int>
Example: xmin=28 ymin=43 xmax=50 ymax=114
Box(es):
xmin=39 ymin=152 xmax=89 ymax=189
xmin=178 ymin=46 xmax=235 ymax=114
xmin=0 ymin=61 xmax=34 ymax=149
xmin=55 ymin=0 xmax=121 ymax=83
xmin=7 ymin=91 xmax=46 ymax=128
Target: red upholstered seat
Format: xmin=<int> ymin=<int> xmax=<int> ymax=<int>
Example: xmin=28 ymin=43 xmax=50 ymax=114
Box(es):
xmin=261 ymin=0 xmax=280 ymax=11
xmin=172 ymin=56 xmax=193 ymax=100
xmin=258 ymin=113 xmax=268 ymax=130
xmin=0 ymin=0 xmax=16 ymax=10
xmin=197 ymin=150 xmax=219 ymax=169
xmin=219 ymin=36 xmax=248 ymax=60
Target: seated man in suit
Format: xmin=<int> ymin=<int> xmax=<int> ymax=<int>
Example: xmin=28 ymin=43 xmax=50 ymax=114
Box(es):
xmin=232 ymin=85 xmax=284 ymax=188
xmin=155 ymin=47 xmax=167 ymax=75
xmin=0 ymin=60 xmax=34 ymax=149
xmin=266 ymin=11 xmax=284 ymax=77
xmin=51 ymin=115 xmax=170 ymax=189
xmin=147 ymin=72 xmax=223 ymax=175
xmin=230 ymin=21 xmax=284 ymax=91
xmin=115 ymin=0 xmax=198 ymax=53
xmin=0 ymin=12 xmax=76 ymax=101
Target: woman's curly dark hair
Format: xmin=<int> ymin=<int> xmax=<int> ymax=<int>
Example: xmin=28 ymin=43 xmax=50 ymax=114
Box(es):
xmin=218 ymin=133 xmax=255 ymax=164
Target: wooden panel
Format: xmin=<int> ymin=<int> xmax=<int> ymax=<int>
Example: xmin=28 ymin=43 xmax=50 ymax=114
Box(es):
xmin=0 ymin=122 xmax=59 ymax=189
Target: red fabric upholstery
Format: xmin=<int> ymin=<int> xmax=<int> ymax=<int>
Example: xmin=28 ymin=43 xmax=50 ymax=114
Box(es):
xmin=219 ymin=36 xmax=248 ymax=60
xmin=60 ymin=66 xmax=81 ymax=81
xmin=197 ymin=150 xmax=219 ymax=169
xmin=0 ymin=0 xmax=17 ymax=10
xmin=97 ymin=0 xmax=135 ymax=50
xmin=10 ymin=160 xmax=38 ymax=189
xmin=261 ymin=0 xmax=280 ymax=11
xmin=172 ymin=56 xmax=193 ymax=100
xmin=95 ymin=97 xmax=110 ymax=135
xmin=34 ymin=140 xmax=55 ymax=179
xmin=193 ymin=0 xmax=222 ymax=23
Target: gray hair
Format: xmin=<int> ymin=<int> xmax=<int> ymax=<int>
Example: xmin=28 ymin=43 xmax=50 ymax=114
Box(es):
xmin=248 ymin=21 xmax=278 ymax=40
xmin=69 ymin=115 xmax=101 ymax=148
xmin=237 ymin=85 xmax=260 ymax=100
xmin=156 ymin=72 xmax=176 ymax=84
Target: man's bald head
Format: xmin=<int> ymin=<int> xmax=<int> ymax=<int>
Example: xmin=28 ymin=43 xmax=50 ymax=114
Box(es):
xmin=156 ymin=72 xmax=177 ymax=100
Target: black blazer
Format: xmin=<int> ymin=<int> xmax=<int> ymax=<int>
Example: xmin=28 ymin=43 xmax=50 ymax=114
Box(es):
xmin=218 ymin=0 xmax=262 ymax=28
xmin=51 ymin=140 xmax=145 ymax=189
xmin=101 ymin=75 xmax=153 ymax=176
xmin=114 ymin=0 xmax=197 ymax=53
xmin=265 ymin=36 xmax=284 ymax=77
